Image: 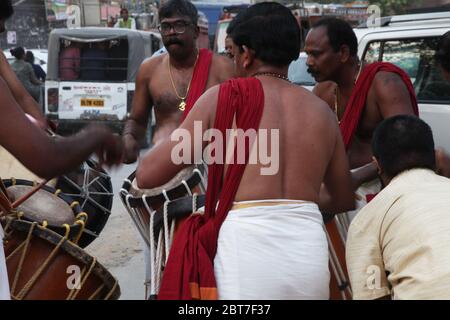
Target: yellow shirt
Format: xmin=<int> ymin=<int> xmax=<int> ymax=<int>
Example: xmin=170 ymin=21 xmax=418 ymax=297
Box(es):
xmin=346 ymin=168 xmax=450 ymax=299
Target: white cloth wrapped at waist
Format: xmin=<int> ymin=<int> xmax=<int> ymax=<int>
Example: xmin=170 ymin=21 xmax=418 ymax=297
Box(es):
xmin=205 ymin=199 xmax=330 ymax=300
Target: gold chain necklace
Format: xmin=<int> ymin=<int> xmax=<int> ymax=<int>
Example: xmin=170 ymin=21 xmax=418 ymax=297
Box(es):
xmin=252 ymin=72 xmax=290 ymax=82
xmin=334 ymin=62 xmax=363 ymax=122
xmin=168 ymin=51 xmax=199 ymax=111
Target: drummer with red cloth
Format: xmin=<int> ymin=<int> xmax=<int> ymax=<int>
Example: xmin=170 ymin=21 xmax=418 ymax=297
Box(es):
xmin=121 ymin=0 xmax=233 ymax=299
xmin=304 ymin=18 xmax=430 ymax=221
xmin=121 ymin=0 xmax=234 ymax=163
xmin=136 ymin=2 xmax=354 ymax=300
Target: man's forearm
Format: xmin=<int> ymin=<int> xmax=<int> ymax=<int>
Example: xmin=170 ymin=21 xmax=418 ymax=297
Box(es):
xmin=123 ymin=118 xmax=147 ymax=142
xmin=38 ymin=128 xmax=111 ymax=179
xmin=17 ymin=95 xmax=46 ymax=123
xmin=351 ymin=161 xmax=378 ymax=191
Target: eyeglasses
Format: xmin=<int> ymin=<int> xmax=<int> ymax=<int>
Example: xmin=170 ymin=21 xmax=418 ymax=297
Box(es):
xmin=158 ymin=21 xmax=192 ymax=35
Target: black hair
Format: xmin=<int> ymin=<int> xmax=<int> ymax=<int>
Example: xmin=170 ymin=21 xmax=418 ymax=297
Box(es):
xmin=25 ymin=51 xmax=35 ymax=64
xmin=10 ymin=47 xmax=25 ymax=59
xmin=229 ymin=2 xmax=300 ymax=67
xmin=159 ymin=0 xmax=198 ymax=26
xmin=372 ymin=115 xmax=436 ymax=178
xmin=435 ymin=31 xmax=450 ymax=73
xmin=0 ymin=0 xmax=14 ymax=20
xmin=313 ymin=18 xmax=358 ymax=57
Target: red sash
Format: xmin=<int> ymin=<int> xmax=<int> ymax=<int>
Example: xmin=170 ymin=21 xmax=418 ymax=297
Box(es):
xmin=157 ymin=78 xmax=265 ymax=300
xmin=182 ymin=49 xmax=213 ymax=121
xmin=340 ymin=62 xmax=419 ymax=149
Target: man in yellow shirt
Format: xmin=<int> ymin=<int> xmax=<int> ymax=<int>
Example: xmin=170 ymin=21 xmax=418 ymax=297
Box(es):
xmin=114 ymin=8 xmax=136 ymax=30
xmin=346 ymin=115 xmax=450 ymax=299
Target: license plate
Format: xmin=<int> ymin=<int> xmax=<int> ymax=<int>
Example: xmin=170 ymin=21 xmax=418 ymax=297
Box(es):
xmin=80 ymin=98 xmax=104 ymax=107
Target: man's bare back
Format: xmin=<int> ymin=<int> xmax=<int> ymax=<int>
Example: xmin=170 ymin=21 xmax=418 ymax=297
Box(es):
xmin=137 ymin=76 xmax=354 ymax=213
xmin=234 ymin=78 xmax=352 ymax=207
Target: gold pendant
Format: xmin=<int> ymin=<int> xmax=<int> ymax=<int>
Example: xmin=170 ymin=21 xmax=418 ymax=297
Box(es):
xmin=179 ymin=100 xmax=186 ymax=111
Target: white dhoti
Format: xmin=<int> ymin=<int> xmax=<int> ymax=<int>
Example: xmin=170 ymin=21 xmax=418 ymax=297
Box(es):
xmin=0 ymin=225 xmax=11 ymax=300
xmin=213 ymin=200 xmax=330 ymax=300
xmin=336 ymin=179 xmax=381 ymax=240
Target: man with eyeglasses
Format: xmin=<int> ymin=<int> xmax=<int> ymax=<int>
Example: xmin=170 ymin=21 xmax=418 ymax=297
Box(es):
xmin=122 ymin=0 xmax=233 ymax=163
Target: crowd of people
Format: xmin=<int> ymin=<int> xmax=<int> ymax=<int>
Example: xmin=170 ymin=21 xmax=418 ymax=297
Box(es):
xmin=1 ymin=0 xmax=450 ymax=300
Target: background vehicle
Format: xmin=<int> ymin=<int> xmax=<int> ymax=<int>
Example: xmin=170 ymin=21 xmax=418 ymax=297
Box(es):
xmin=3 ymin=49 xmax=48 ymax=74
xmin=288 ymin=52 xmax=316 ymax=91
xmin=45 ymin=27 xmax=162 ymax=135
xmin=355 ymin=11 xmax=450 ymax=152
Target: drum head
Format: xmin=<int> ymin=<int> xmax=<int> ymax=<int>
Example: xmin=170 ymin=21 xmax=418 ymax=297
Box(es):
xmin=130 ymin=165 xmax=197 ymax=197
xmin=7 ymin=186 xmax=74 ymax=226
xmin=55 ymin=159 xmax=113 ymax=248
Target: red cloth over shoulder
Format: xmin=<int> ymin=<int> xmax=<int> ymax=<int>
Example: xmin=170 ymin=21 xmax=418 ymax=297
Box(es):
xmin=339 ymin=62 xmax=419 ymax=149
xmin=181 ymin=49 xmax=213 ymax=121
xmin=158 ymin=77 xmax=265 ymax=300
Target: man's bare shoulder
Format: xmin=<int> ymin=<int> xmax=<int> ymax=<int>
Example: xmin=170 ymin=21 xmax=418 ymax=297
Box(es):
xmin=372 ymin=71 xmax=408 ymax=91
xmin=211 ymin=53 xmax=232 ymax=67
xmin=140 ymin=53 xmax=165 ymax=71
xmin=313 ymin=81 xmax=336 ymax=98
xmin=0 ymin=51 xmax=8 ymax=70
xmin=210 ymin=53 xmax=234 ymax=80
xmin=291 ymin=84 xmax=335 ymax=118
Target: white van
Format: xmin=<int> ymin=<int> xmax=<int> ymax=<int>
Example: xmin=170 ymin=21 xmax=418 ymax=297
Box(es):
xmin=355 ymin=12 xmax=450 ymax=152
xmin=45 ymin=27 xmax=162 ymax=134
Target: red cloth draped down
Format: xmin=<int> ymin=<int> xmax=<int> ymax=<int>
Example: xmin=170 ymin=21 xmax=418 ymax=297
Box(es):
xmin=339 ymin=62 xmax=419 ymax=150
xmin=181 ymin=49 xmax=213 ymax=121
xmin=158 ymin=78 xmax=265 ymax=300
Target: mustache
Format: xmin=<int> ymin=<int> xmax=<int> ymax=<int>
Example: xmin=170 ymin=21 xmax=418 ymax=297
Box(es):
xmin=307 ymin=67 xmax=317 ymax=75
xmin=165 ymin=38 xmax=183 ymax=46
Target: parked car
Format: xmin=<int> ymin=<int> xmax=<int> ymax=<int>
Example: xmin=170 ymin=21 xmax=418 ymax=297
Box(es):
xmin=45 ymin=27 xmax=162 ymax=135
xmin=355 ymin=11 xmax=450 ymax=152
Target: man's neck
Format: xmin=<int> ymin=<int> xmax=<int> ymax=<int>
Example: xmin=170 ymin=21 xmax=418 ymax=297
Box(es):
xmin=247 ymin=61 xmax=289 ymax=78
xmin=169 ymin=48 xmax=199 ymax=69
xmin=335 ymin=59 xmax=361 ymax=90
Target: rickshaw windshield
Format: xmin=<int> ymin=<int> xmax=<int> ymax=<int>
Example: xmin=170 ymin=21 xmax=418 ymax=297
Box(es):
xmin=47 ymin=28 xmax=160 ymax=82
xmin=57 ymin=37 xmax=129 ymax=82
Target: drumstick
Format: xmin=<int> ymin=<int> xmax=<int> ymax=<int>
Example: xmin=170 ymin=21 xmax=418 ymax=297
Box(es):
xmin=11 ymin=179 xmax=50 ymax=209
xmin=0 ymin=179 xmax=8 ymax=198
xmin=0 ymin=192 xmax=12 ymax=217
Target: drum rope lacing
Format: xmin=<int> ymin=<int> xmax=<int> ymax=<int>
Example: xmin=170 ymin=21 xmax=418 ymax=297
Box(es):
xmin=120 ymin=164 xmax=208 ymax=298
xmin=4 ymin=221 xmax=118 ymax=300
xmin=145 ymin=193 xmax=201 ymax=299
xmin=7 ymin=222 xmax=66 ymax=300
xmin=67 ymin=257 xmax=97 ymax=300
